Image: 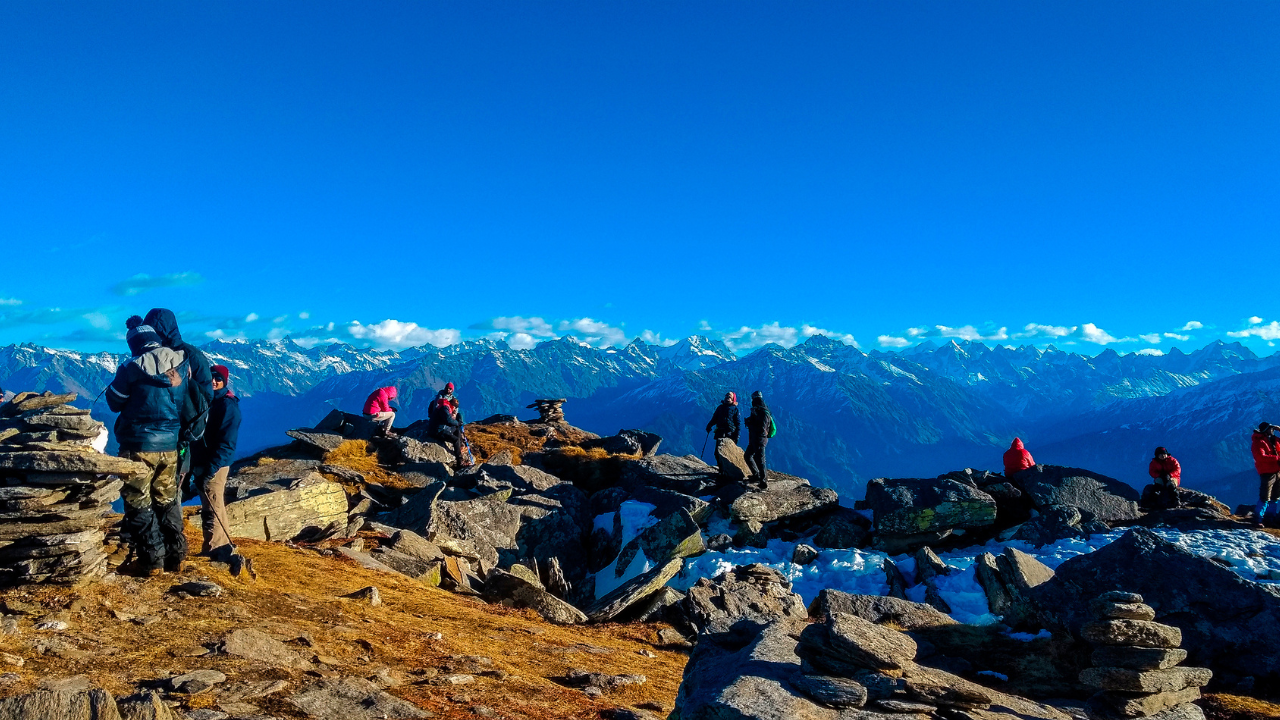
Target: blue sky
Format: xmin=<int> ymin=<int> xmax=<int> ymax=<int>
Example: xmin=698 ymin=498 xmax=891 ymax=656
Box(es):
xmin=1 ymin=2 xmax=1278 ymax=355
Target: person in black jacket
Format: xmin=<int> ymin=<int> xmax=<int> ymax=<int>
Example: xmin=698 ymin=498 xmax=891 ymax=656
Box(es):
xmin=706 ymin=392 xmax=741 ymax=443
xmin=192 ymin=364 xmax=242 ymax=557
xmin=743 ymin=391 xmax=773 ymax=489
xmin=144 ymin=308 xmax=214 ymax=485
xmin=107 ymin=318 xmax=191 ymax=575
xmin=428 ymin=390 xmax=470 ymax=468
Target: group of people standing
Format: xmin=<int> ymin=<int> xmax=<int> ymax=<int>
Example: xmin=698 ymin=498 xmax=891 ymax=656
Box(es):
xmin=705 ymin=390 xmax=776 ymax=488
xmin=104 ymin=309 xmax=241 ymax=576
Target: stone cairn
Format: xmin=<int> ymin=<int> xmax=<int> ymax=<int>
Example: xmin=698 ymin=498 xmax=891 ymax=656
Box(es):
xmin=793 ymin=612 xmax=993 ymax=714
xmin=1080 ymin=591 xmax=1211 ymax=720
xmin=0 ymin=391 xmax=147 ymax=586
xmin=526 ymin=398 xmax=566 ymax=423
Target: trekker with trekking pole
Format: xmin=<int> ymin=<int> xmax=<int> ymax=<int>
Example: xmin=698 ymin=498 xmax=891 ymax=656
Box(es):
xmin=706 ymin=392 xmax=741 ymax=443
xmin=1147 ymin=446 xmax=1182 ymax=510
xmin=743 ymin=391 xmax=775 ymax=490
xmin=192 ymin=364 xmax=242 ymax=558
xmin=429 ymin=383 xmax=472 ymax=469
xmin=1252 ymin=422 xmax=1280 ymax=527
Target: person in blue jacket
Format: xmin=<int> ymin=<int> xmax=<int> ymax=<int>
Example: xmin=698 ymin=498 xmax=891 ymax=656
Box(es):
xmin=107 ymin=317 xmax=191 ymax=575
xmin=144 ymin=308 xmax=214 ymax=484
xmin=191 ymin=364 xmax=242 ymax=557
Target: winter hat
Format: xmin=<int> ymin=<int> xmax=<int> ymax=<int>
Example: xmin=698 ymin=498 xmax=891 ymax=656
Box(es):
xmin=211 ymin=365 xmax=231 ymax=384
xmin=445 ymin=382 xmax=455 ymax=393
xmin=1261 ymin=422 xmax=1274 ymax=432
xmin=751 ymin=391 xmax=763 ymax=400
xmin=125 ymin=316 xmax=162 ymax=356
xmin=724 ymin=392 xmax=736 ymax=404
xmin=1154 ymin=446 xmax=1168 ymax=457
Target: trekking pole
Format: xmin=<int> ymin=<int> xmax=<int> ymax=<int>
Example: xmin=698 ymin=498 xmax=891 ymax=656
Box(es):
xmin=700 ymin=431 xmax=710 ymax=459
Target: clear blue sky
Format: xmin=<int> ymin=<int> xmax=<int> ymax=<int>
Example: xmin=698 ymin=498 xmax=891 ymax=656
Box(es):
xmin=2 ymin=2 xmax=1278 ymax=354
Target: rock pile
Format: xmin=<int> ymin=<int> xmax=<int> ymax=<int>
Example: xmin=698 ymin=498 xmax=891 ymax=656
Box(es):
xmin=1080 ymin=591 xmax=1211 ymax=720
xmin=525 ymin=398 xmax=566 ymax=423
xmin=0 ymin=392 xmax=145 ymax=586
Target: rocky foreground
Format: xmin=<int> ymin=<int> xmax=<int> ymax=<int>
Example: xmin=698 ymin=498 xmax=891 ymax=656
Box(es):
xmin=1 ymin=394 xmax=1279 ymax=719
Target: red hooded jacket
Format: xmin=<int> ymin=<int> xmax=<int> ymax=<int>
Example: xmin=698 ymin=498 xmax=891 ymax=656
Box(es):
xmin=1148 ymin=456 xmax=1181 ymax=484
xmin=1252 ymin=431 xmax=1280 ymax=474
xmin=1003 ymin=438 xmax=1035 ymax=476
xmin=363 ymin=386 xmax=397 ymax=415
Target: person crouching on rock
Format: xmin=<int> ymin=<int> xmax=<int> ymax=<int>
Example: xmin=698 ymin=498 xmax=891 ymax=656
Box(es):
xmin=743 ymin=391 xmax=773 ymax=489
xmin=1003 ymin=438 xmax=1035 ymax=479
xmin=362 ymin=386 xmax=399 ymax=438
xmin=429 ymin=387 xmax=471 ymax=468
xmin=706 ymin=392 xmax=741 ymax=444
xmin=192 ymin=364 xmax=241 ymax=558
xmin=107 ymin=317 xmax=191 ymax=576
xmin=1147 ymin=446 xmax=1182 ymax=510
xmin=1251 ymin=422 xmax=1280 ymax=527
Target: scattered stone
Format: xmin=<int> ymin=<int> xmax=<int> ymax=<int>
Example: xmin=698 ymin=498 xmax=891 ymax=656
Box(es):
xmin=788 ymin=673 xmax=868 ymax=708
xmin=588 ymin=558 xmax=684 ymax=623
xmin=792 ymin=544 xmax=819 ymax=565
xmin=34 ymin=620 xmax=67 ymax=631
xmin=168 ymin=669 xmax=227 ymax=694
xmin=562 ymin=668 xmax=646 ymax=691
xmin=0 ymin=653 xmax=20 ymax=668
xmin=798 ymin=612 xmax=917 ymax=673
xmin=730 ymin=480 xmax=839 ymax=525
xmin=481 ymin=568 xmax=588 ymax=625
xmin=340 ymin=586 xmax=382 ymax=607
xmin=683 ymin=563 xmax=807 ymax=637
xmin=223 ymin=471 xmax=349 ymax=542
xmin=221 ymin=628 xmax=312 ymax=670
xmin=288 ymin=677 xmax=432 ymax=719
xmin=806 ymin=590 xmax=957 ymax=631
xmin=171 ymin=581 xmax=223 ymax=598
xmin=866 ymin=477 xmax=997 ymax=537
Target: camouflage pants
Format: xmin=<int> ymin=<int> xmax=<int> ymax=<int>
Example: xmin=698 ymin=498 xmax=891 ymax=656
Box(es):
xmin=118 ymin=450 xmax=187 ymax=567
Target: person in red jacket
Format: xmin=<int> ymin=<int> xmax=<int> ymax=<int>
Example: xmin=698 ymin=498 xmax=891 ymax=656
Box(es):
xmin=1148 ymin=446 xmax=1182 ymax=510
xmin=363 ymin=386 xmax=399 ymax=438
xmin=1003 ymin=438 xmax=1035 ymax=478
xmin=1252 ymin=422 xmax=1280 ymax=526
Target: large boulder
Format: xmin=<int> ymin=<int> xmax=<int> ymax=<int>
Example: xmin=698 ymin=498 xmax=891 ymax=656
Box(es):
xmin=481 ymin=568 xmax=588 ymax=625
xmin=973 ymin=547 xmax=1055 ymax=628
xmin=683 ymin=564 xmax=808 ymax=638
xmin=223 ymin=471 xmax=348 ymax=542
xmin=1009 ymin=504 xmax=1086 ymax=547
xmin=714 ymin=438 xmax=751 ymax=481
xmin=1015 ymin=465 xmax=1141 ymax=524
xmin=618 ymin=454 xmax=721 ymax=496
xmin=0 ymin=685 xmax=122 ymax=720
xmin=619 ymin=429 xmax=663 ymax=457
xmin=631 ymin=486 xmax=713 ymax=524
xmin=729 ymin=479 xmax=839 ymax=525
xmin=1031 ymin=528 xmax=1280 ymax=688
xmin=673 ymin=620 xmax=837 ymax=720
xmin=866 ymin=477 xmax=997 ymax=536
xmin=807 ymin=590 xmax=957 ymax=631
xmin=587 ymin=558 xmax=684 ymax=623
xmin=812 ymin=507 xmax=872 ymax=549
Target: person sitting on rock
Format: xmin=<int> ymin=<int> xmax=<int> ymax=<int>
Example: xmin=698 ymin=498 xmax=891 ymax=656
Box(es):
xmin=1003 ymin=438 xmax=1035 ymax=479
xmin=107 ymin=316 xmax=191 ymax=576
xmin=743 ymin=391 xmax=773 ymax=489
xmin=429 ymin=390 xmax=471 ymax=468
xmin=192 ymin=364 xmax=241 ymax=558
xmin=362 ymin=386 xmax=399 ymax=438
xmin=1251 ymin=422 xmax=1280 ymax=526
xmin=706 ymin=392 xmax=741 ymax=444
xmin=1147 ymin=446 xmax=1182 ymax=510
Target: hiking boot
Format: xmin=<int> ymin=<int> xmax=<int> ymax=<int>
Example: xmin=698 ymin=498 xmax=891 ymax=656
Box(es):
xmin=164 ymin=555 xmax=186 ymax=574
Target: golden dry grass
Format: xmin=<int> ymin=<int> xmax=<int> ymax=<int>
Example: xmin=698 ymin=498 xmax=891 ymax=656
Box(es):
xmin=322 ymin=439 xmax=422 ymax=492
xmin=1201 ymin=694 xmax=1280 ymax=720
xmin=0 ymin=523 xmax=687 ymax=719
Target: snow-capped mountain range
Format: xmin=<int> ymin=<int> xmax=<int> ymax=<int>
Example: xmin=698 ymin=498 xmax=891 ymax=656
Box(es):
xmin=2 ymin=335 xmax=1277 ymax=507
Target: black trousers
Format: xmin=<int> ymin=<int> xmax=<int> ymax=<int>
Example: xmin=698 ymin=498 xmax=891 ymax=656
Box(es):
xmin=745 ymin=436 xmax=768 ymax=481
xmin=433 ymin=427 xmax=466 ymax=463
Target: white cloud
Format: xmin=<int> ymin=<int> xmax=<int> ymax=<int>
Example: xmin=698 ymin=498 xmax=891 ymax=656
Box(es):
xmin=558 ymin=318 xmax=628 ymax=348
xmin=720 ymin=322 xmax=800 ymax=351
xmin=1015 ymin=323 xmax=1077 ymax=339
xmin=640 ymin=330 xmax=678 ymax=347
xmin=83 ymin=312 xmax=112 ymax=330
xmin=1080 ymin=323 xmax=1126 ymax=345
xmin=1164 ymin=333 xmax=1190 ymax=341
xmin=347 ymin=319 xmax=461 ymax=349
xmin=878 ymin=335 xmax=911 ymax=348
xmin=507 ymin=332 xmax=537 ymax=350
xmin=1138 ymin=333 xmax=1161 ymax=344
xmin=245 ymin=313 xmax=259 ymax=323
xmin=299 ymin=312 xmax=310 ymax=320
xmin=698 ymin=320 xmax=713 ymax=332
xmin=111 ymin=271 xmax=204 ymax=296
xmin=905 ymin=327 xmax=930 ymax=338
xmin=204 ymin=328 xmax=247 ymax=341
xmin=1136 ymin=348 xmax=1164 ymax=356
xmin=490 ymin=316 xmax=556 ymax=337
xmin=267 ymin=327 xmax=290 ymax=340
xmin=272 ymin=315 xmax=288 ymax=324
xmin=800 ymin=325 xmax=859 ymax=348
xmin=1228 ymin=320 xmax=1280 ymax=341
xmin=0 ymin=298 xmax=20 ymax=306
xmin=1179 ymin=321 xmax=1203 ymax=331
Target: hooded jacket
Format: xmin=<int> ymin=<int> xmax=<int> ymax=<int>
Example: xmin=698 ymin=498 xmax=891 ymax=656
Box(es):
xmin=428 ymin=396 xmax=461 ymax=433
xmin=1003 ymin=438 xmax=1035 ymax=476
xmin=193 ymin=386 xmax=241 ymax=475
xmin=706 ymin=400 xmax=741 ymax=440
xmin=363 ymin=387 xmax=397 ymax=415
xmin=144 ymin=308 xmax=214 ymax=444
xmin=1252 ymin=431 xmax=1280 ymax=474
xmin=744 ymin=398 xmax=772 ymax=443
xmin=106 ymin=345 xmax=190 ymax=452
xmin=1148 ymin=455 xmax=1181 ymax=484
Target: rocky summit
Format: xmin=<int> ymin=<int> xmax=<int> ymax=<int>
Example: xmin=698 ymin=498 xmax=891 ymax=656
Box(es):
xmin=0 ymin=390 xmax=1278 ymax=720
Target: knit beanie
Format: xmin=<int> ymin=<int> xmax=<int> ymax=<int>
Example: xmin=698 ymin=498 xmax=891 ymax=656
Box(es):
xmin=445 ymin=382 xmax=455 ymax=393
xmin=211 ymin=364 xmax=231 ymax=384
xmin=125 ymin=316 xmax=163 ymax=356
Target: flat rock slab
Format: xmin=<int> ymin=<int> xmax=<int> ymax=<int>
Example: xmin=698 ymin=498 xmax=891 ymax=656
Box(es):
xmin=788 ymin=673 xmax=868 ymax=708
xmin=730 ymin=482 xmax=839 ymax=524
xmin=1018 ymin=465 xmax=1141 ymax=523
xmin=1082 ymin=619 xmax=1182 ymax=649
xmin=800 ymin=613 xmax=916 ymax=672
xmin=1081 ymin=666 xmax=1211 ymax=693
xmin=224 ymin=471 xmax=348 ymax=542
xmin=806 ymin=590 xmax=956 ymax=631
xmin=1087 ymin=687 xmax=1201 ymax=719
xmin=588 ymin=558 xmax=683 ymax=623
xmin=0 ymin=450 xmax=149 ymax=477
xmin=483 ymin=569 xmax=588 ymax=625
xmin=289 ymin=677 xmax=431 ymax=719
xmin=221 ymin=628 xmax=312 ymax=670
xmin=1090 ymin=646 xmax=1188 ymax=671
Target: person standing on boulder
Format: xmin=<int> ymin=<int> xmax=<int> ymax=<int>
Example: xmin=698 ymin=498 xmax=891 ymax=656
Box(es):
xmin=706 ymin=392 xmax=741 ymax=443
xmin=1147 ymin=446 xmax=1182 ymax=510
xmin=192 ymin=364 xmax=241 ymax=557
xmin=428 ymin=389 xmax=470 ymax=468
xmin=1251 ymin=422 xmax=1280 ymax=526
xmin=362 ymin=386 xmax=399 ymax=438
xmin=743 ymin=391 xmax=773 ymax=489
xmin=143 ymin=308 xmax=214 ymax=493
xmin=1003 ymin=438 xmax=1035 ymax=479
xmin=107 ymin=317 xmax=190 ymax=576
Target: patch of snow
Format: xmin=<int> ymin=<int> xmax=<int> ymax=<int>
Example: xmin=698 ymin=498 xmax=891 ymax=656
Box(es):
xmin=1006 ymin=629 xmax=1052 ymax=642
xmin=976 ymin=670 xmax=1008 ymax=682
xmin=595 ymin=547 xmax=653 ymax=600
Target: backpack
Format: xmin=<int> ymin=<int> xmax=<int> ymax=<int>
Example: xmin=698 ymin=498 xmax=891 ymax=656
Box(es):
xmin=768 ymin=415 xmax=777 ymax=438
